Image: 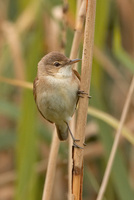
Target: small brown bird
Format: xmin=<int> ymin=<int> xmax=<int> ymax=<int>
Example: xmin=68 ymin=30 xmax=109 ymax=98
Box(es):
xmin=33 ymin=51 xmax=87 ymax=148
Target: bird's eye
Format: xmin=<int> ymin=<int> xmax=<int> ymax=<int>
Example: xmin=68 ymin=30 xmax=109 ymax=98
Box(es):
xmin=54 ymin=61 xmax=60 ymax=67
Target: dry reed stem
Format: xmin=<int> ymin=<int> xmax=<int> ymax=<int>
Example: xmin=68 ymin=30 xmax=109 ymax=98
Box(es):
xmin=76 ymin=0 xmax=83 ymax=21
xmin=0 ymin=185 xmax=14 ymax=200
xmin=0 ymin=76 xmax=32 ymax=89
xmin=61 ymin=0 xmax=68 ymax=53
xmin=44 ymin=7 xmax=63 ymax=51
xmin=16 ymin=1 xmax=40 ymax=34
xmin=2 ymin=22 xmax=25 ymax=80
xmin=72 ymin=0 xmax=96 ymax=199
xmin=88 ymin=107 xmax=134 ymax=145
xmin=0 ymin=76 xmax=133 ymax=144
xmin=68 ymin=1 xmax=86 ymax=199
xmin=68 ymin=117 xmax=75 ymax=200
xmin=96 ymin=76 xmax=134 ymax=200
xmin=70 ymin=0 xmax=86 ymax=61
xmin=0 ymin=142 xmax=103 ymax=187
xmin=42 ymin=130 xmax=60 ymax=200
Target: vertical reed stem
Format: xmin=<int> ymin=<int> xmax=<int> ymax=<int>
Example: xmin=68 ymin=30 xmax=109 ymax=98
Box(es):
xmin=42 ymin=130 xmax=60 ymax=200
xmin=68 ymin=1 xmax=86 ymax=199
xmin=96 ymin=76 xmax=134 ymax=200
xmin=72 ymin=0 xmax=96 ymax=199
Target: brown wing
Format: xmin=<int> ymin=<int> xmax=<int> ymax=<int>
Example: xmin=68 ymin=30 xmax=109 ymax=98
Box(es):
xmin=73 ymin=69 xmax=81 ymax=81
xmin=72 ymin=69 xmax=81 ymax=107
xmin=33 ymin=77 xmax=53 ymax=123
xmin=33 ymin=77 xmax=38 ymax=102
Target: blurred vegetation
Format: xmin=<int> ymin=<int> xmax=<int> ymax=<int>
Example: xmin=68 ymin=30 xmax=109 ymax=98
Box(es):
xmin=0 ymin=0 xmax=134 ymax=200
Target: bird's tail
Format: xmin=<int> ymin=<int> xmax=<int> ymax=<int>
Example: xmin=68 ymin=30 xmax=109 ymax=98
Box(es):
xmin=56 ymin=123 xmax=68 ymax=141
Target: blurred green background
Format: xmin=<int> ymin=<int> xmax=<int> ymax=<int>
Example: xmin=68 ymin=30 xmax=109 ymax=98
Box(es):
xmin=0 ymin=0 xmax=134 ymax=200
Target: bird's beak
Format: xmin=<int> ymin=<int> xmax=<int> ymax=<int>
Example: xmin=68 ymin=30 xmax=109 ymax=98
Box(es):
xmin=69 ymin=58 xmax=81 ymax=65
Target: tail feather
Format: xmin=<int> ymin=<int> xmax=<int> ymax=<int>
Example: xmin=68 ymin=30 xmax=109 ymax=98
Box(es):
xmin=56 ymin=124 xmax=68 ymax=141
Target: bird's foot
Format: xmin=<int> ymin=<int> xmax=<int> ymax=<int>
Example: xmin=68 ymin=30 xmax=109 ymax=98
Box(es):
xmin=83 ymin=142 xmax=87 ymax=146
xmin=73 ymin=139 xmax=86 ymax=149
xmin=73 ymin=141 xmax=84 ymax=149
xmin=73 ymin=138 xmax=80 ymax=142
xmin=78 ymin=90 xmax=91 ymax=99
xmin=66 ymin=122 xmax=86 ymax=149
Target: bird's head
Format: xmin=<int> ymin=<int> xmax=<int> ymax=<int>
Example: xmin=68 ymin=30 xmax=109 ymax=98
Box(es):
xmin=37 ymin=51 xmax=81 ymax=78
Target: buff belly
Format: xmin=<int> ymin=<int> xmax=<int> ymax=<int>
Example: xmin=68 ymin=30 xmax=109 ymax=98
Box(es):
xmin=37 ymin=77 xmax=79 ymax=124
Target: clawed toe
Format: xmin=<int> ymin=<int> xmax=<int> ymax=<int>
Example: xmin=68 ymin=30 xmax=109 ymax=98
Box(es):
xmin=73 ymin=142 xmax=84 ymax=149
xmin=73 ymin=139 xmax=85 ymax=149
xmin=78 ymin=90 xmax=91 ymax=99
xmin=83 ymin=142 xmax=87 ymax=146
xmin=78 ymin=90 xmax=88 ymax=95
xmin=78 ymin=94 xmax=84 ymax=98
xmin=74 ymin=139 xmax=80 ymax=142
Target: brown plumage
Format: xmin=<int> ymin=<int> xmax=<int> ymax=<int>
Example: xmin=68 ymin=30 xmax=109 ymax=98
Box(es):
xmin=33 ymin=77 xmax=53 ymax=123
xmin=33 ymin=51 xmax=82 ymax=146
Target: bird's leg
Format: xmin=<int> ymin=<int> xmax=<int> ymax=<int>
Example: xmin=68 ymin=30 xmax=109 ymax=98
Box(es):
xmin=78 ymin=90 xmax=91 ymax=99
xmin=66 ymin=122 xmax=84 ymax=149
xmin=66 ymin=122 xmax=79 ymax=142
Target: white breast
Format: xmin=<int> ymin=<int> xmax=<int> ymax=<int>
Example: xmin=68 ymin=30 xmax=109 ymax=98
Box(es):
xmin=37 ymin=67 xmax=79 ymax=124
xmin=56 ymin=65 xmax=72 ymax=77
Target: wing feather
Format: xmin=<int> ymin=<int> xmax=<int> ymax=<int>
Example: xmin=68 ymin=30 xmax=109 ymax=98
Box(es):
xmin=33 ymin=77 xmax=53 ymax=123
xmin=72 ymin=69 xmax=81 ymax=107
xmin=73 ymin=69 xmax=81 ymax=81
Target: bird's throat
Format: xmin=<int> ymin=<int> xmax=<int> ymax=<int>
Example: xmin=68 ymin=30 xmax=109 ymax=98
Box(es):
xmin=56 ymin=65 xmax=72 ymax=78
